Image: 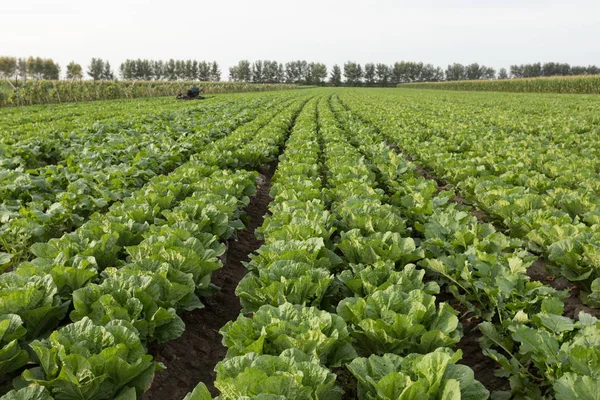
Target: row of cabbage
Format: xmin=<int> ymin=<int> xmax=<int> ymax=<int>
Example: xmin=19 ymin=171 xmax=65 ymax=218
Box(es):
xmin=0 ymin=96 xmax=312 ymax=399
xmin=345 ymin=89 xmax=600 ymax=307
xmin=333 ymin=93 xmax=600 ymax=399
xmin=0 ymin=92 xmax=303 ymax=266
xmin=181 ymin=95 xmax=489 ymax=400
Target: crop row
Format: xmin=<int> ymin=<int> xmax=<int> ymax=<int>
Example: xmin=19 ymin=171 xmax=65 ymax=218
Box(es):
xmin=0 ymin=92 xmax=304 ymax=264
xmin=332 ymin=93 xmax=600 ymax=398
xmin=343 ymin=89 xmax=600 ymax=307
xmin=0 ymin=95 xmax=312 ymax=398
xmin=187 ymin=95 xmax=490 ymax=399
xmin=180 ymin=92 xmax=600 ymax=400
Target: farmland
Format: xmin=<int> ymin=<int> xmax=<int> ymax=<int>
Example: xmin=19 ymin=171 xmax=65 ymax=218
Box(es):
xmin=1 ymin=88 xmax=599 ymax=400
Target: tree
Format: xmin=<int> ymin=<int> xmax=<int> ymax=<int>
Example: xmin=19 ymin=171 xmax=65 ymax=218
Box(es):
xmin=276 ymin=63 xmax=285 ymax=83
xmin=102 ymin=61 xmax=114 ymax=80
xmin=17 ymin=58 xmax=27 ymax=83
xmin=166 ymin=59 xmax=177 ymax=80
xmin=309 ymin=62 xmax=327 ymax=85
xmin=498 ymin=68 xmax=509 ymax=79
xmin=229 ymin=60 xmax=251 ymax=82
xmin=523 ymin=62 xmax=542 ymax=78
xmin=66 ymin=61 xmax=83 ymax=80
xmin=284 ymin=60 xmax=309 ymax=84
xmin=87 ymin=58 xmax=105 ymax=80
xmin=343 ymin=61 xmax=363 ymax=86
xmin=420 ymin=64 xmax=444 ymax=82
xmin=510 ymin=64 xmax=524 ymax=78
xmin=252 ymin=60 xmax=264 ymax=83
xmin=0 ymin=56 xmax=17 ymax=80
xmin=445 ymin=63 xmax=467 ymax=81
xmin=375 ymin=64 xmax=390 ymax=87
xmin=262 ymin=61 xmax=278 ymax=83
xmin=210 ymin=61 xmax=221 ymax=81
xmin=363 ymin=63 xmax=376 ymax=86
xmin=199 ymin=61 xmax=211 ymax=81
xmin=329 ymin=64 xmax=342 ymax=86
xmin=153 ymin=60 xmax=165 ymax=80
xmin=27 ymin=57 xmax=44 ymax=79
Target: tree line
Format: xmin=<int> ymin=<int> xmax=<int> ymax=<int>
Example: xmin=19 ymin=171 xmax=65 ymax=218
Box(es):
xmin=2 ymin=55 xmax=600 ymax=85
xmin=0 ymin=57 xmax=61 ymax=83
xmin=119 ymin=59 xmax=221 ymax=81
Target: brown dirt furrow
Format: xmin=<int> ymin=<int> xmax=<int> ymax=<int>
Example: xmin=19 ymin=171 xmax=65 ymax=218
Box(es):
xmin=142 ymin=163 xmax=276 ymax=400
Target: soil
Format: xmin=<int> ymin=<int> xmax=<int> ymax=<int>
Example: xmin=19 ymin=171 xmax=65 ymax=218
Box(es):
xmin=142 ymin=163 xmax=276 ymax=400
xmin=455 ymin=313 xmax=510 ymax=393
xmin=526 ymin=258 xmax=600 ymax=320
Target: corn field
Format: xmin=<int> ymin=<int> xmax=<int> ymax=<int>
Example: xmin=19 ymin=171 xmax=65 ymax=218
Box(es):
xmin=0 ymin=80 xmax=299 ymax=107
xmin=400 ymin=74 xmax=600 ymax=94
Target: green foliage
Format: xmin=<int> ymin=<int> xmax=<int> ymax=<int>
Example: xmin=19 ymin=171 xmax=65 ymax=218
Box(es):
xmin=14 ymin=317 xmax=159 ymax=400
xmin=347 ymin=348 xmax=489 ymax=400
xmin=401 ymin=75 xmax=600 ymax=94
xmin=220 ymin=302 xmax=356 ymax=367
xmin=337 ymin=285 xmax=462 ymax=356
xmin=214 ymin=349 xmax=343 ymax=400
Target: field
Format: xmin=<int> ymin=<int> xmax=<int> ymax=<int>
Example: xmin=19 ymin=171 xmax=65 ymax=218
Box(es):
xmin=1 ymin=88 xmax=599 ymax=400
xmin=401 ymin=74 xmax=600 ymax=94
xmin=0 ymin=81 xmax=299 ymax=107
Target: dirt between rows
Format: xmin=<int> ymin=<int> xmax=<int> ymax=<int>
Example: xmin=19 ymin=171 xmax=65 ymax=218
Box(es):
xmin=142 ymin=163 xmax=275 ymax=400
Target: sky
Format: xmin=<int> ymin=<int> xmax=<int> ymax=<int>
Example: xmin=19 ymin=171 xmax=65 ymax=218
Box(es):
xmin=2 ymin=0 xmax=599 ymax=79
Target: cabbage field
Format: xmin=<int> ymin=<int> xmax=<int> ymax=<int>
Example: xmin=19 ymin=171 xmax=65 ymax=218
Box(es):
xmin=1 ymin=88 xmax=599 ymax=400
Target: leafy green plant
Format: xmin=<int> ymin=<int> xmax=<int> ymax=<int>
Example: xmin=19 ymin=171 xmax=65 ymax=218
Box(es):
xmin=214 ymin=349 xmax=343 ymax=400
xmin=220 ymin=302 xmax=356 ymax=367
xmin=236 ymin=261 xmax=334 ymax=313
xmin=0 ymin=314 xmax=29 ymax=375
xmin=347 ymin=348 xmax=489 ymax=399
xmin=14 ymin=317 xmax=159 ymax=400
xmin=337 ymin=285 xmax=461 ymax=356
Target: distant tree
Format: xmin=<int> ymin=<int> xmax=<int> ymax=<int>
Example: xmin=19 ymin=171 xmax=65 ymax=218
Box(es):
xmin=309 ymin=62 xmax=327 ymax=85
xmin=498 ymin=68 xmax=509 ymax=79
xmin=0 ymin=56 xmax=17 ymax=80
xmin=153 ymin=60 xmax=165 ymax=80
xmin=523 ymin=62 xmax=542 ymax=78
xmin=184 ymin=60 xmax=193 ymax=80
xmin=165 ymin=59 xmax=177 ymax=80
xmin=196 ymin=61 xmax=208 ymax=81
xmin=229 ymin=60 xmax=251 ymax=82
xmin=420 ymin=63 xmax=444 ymax=82
xmin=586 ymin=65 xmax=600 ymax=75
xmin=445 ymin=63 xmax=467 ymax=81
xmin=27 ymin=57 xmax=44 ymax=79
xmin=175 ymin=60 xmax=185 ymax=80
xmin=102 ymin=61 xmax=114 ymax=80
xmin=276 ymin=63 xmax=285 ymax=83
xmin=252 ymin=60 xmax=264 ymax=83
xmin=363 ymin=63 xmax=376 ymax=86
xmin=284 ymin=60 xmax=309 ymax=84
xmin=510 ymin=64 xmax=524 ymax=78
xmin=375 ymin=63 xmax=390 ymax=86
xmin=210 ymin=61 xmax=221 ymax=81
xmin=87 ymin=58 xmax=105 ymax=80
xmin=17 ymin=58 xmax=27 ymax=83
xmin=262 ymin=60 xmax=278 ymax=83
xmin=465 ymin=63 xmax=482 ymax=80
xmin=330 ymin=64 xmax=342 ymax=86
xmin=343 ymin=61 xmax=363 ymax=86
xmin=66 ymin=61 xmax=83 ymax=80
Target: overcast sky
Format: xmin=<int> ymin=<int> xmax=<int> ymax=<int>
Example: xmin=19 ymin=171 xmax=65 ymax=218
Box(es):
xmin=2 ymin=0 xmax=599 ymax=79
